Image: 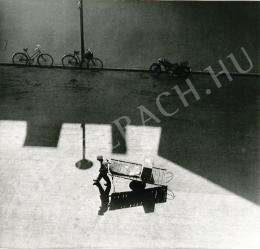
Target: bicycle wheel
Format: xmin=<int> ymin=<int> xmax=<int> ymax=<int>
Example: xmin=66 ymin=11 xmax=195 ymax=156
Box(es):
xmin=37 ymin=53 xmax=54 ymax=67
xmin=149 ymin=63 xmax=161 ymax=77
xmin=87 ymin=57 xmax=103 ymax=70
xmin=12 ymin=52 xmax=28 ymax=65
xmin=62 ymin=54 xmax=78 ymax=68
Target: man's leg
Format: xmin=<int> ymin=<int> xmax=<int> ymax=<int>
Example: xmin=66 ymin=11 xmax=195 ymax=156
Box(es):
xmin=93 ymin=172 xmax=102 ymax=184
xmin=102 ymin=173 xmax=111 ymax=186
xmin=95 ymin=181 xmax=105 ymax=195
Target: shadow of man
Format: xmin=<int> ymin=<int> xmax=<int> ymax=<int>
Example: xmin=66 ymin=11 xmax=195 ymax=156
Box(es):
xmin=94 ymin=182 xmax=111 ymax=216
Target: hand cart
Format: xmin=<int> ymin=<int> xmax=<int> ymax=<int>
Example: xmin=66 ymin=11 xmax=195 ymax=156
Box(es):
xmin=107 ymin=158 xmax=174 ymax=188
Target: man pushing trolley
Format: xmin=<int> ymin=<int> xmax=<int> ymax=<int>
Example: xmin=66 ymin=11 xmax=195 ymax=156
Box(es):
xmin=93 ymin=155 xmax=111 ymax=187
xmin=93 ymin=155 xmax=174 ymax=190
xmin=93 ymin=155 xmax=174 ymax=215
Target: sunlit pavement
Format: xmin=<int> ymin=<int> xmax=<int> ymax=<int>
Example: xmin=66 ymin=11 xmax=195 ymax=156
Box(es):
xmin=0 ymin=66 xmax=259 ymax=249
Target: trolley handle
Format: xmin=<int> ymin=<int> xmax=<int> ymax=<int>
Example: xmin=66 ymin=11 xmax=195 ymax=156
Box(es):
xmin=166 ymin=171 xmax=174 ymax=183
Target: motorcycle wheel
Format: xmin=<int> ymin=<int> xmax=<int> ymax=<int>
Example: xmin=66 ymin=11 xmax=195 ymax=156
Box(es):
xmin=181 ymin=66 xmax=191 ymax=79
xmin=167 ymin=69 xmax=178 ymax=77
xmin=149 ymin=63 xmax=161 ymax=77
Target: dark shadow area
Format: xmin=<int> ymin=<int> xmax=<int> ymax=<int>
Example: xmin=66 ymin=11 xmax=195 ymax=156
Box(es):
xmin=0 ymin=66 xmax=259 ymax=205
xmin=24 ymin=121 xmax=61 ymax=147
xmin=109 ymin=185 xmax=167 ymax=213
xmin=94 ymin=182 xmax=111 ymax=216
xmin=158 ymin=75 xmax=260 ymax=204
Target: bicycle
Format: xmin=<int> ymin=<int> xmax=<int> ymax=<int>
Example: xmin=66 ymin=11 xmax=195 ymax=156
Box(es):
xmin=61 ymin=49 xmax=103 ymax=70
xmin=12 ymin=44 xmax=54 ymax=67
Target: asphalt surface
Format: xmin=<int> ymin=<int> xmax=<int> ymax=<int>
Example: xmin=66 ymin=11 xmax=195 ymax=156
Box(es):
xmin=0 ymin=65 xmax=259 ymax=248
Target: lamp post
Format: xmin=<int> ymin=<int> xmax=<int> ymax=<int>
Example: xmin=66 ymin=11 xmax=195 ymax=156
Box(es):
xmin=75 ymin=2 xmax=93 ymax=169
xmin=75 ymin=123 xmax=93 ymax=170
xmin=78 ymin=0 xmax=85 ymax=67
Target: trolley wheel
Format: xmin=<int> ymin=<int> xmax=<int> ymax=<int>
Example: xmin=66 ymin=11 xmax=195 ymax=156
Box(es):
xmin=129 ymin=180 xmax=146 ymax=191
xmin=181 ymin=66 xmax=191 ymax=78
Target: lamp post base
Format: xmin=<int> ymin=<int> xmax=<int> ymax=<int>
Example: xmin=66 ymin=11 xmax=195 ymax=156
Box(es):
xmin=75 ymin=158 xmax=93 ymax=170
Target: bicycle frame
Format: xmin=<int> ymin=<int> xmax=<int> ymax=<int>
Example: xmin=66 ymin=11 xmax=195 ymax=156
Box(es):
xmin=74 ymin=52 xmax=81 ymax=64
xmin=73 ymin=51 xmax=93 ymax=64
xmin=24 ymin=48 xmax=41 ymax=61
xmin=13 ymin=45 xmax=53 ymax=67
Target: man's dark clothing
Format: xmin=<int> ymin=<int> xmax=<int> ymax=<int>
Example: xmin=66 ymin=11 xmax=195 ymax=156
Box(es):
xmin=96 ymin=161 xmax=111 ymax=186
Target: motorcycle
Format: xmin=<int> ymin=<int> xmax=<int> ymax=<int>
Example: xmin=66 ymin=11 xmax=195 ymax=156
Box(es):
xmin=150 ymin=58 xmax=191 ymax=78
